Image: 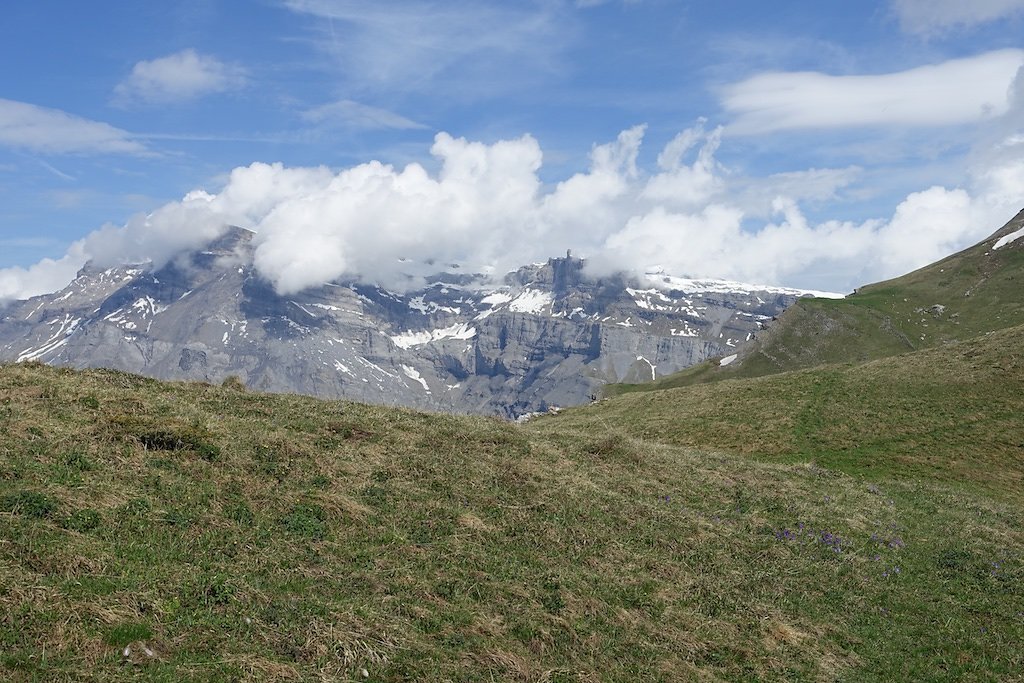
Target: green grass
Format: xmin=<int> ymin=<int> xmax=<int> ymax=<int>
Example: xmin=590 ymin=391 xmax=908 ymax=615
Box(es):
xmin=556 ymin=322 xmax=1024 ymax=503
xmin=1 ymin=360 xmax=1022 ymax=681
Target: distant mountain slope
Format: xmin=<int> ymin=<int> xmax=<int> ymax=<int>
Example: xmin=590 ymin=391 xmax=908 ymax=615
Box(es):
xmin=0 ymin=227 xmax=832 ymax=417
xmin=612 ymin=207 xmax=1024 ymax=393
xmin=545 ymin=320 xmax=1024 ymax=501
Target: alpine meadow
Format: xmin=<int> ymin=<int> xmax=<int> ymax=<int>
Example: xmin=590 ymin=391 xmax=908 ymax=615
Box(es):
xmin=3 ymin=1 xmax=1024 ymax=681
xmin=1 ymin=213 xmax=1023 ymax=680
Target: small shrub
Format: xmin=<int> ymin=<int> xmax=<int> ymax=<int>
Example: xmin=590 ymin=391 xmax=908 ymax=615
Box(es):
xmin=61 ymin=451 xmax=95 ymax=472
xmin=540 ymin=575 xmax=565 ymax=614
xmin=195 ymin=442 xmax=221 ymax=462
xmin=935 ymin=548 xmax=975 ymax=572
xmin=65 ymin=508 xmax=102 ymax=532
xmin=1 ymin=490 xmax=58 ymax=518
xmin=281 ymin=503 xmax=328 ymax=539
xmin=136 ymin=427 xmax=220 ymax=461
xmin=221 ymin=375 xmax=246 ymax=391
xmin=78 ymin=395 xmax=100 ymax=410
xmin=183 ymin=573 xmax=236 ymax=608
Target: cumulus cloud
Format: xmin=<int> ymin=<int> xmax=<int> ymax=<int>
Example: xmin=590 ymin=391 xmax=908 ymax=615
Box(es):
xmin=301 ymin=100 xmax=427 ymax=130
xmin=722 ymin=50 xmax=1024 ymax=134
xmin=892 ymin=0 xmax=1024 ymax=34
xmin=0 ymin=249 xmax=87 ymax=303
xmin=2 ymin=121 xmax=1021 ymax=302
xmin=0 ymin=99 xmax=146 ymax=155
xmin=642 ymin=120 xmax=723 ymax=208
xmin=113 ymin=49 xmax=247 ymax=106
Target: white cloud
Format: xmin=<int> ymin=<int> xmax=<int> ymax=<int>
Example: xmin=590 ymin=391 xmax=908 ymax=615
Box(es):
xmin=0 ymin=249 xmax=86 ymax=303
xmin=892 ymin=0 xmax=1024 ymax=34
xmin=301 ymin=100 xmax=427 ymax=130
xmin=281 ymin=0 xmax=565 ymax=96
xmin=0 ymin=99 xmax=146 ymax=155
xmin=722 ymin=50 xmax=1024 ymax=134
xmin=642 ymin=121 xmax=723 ymax=208
xmin=730 ymin=167 xmax=863 ymax=217
xmin=2 ymin=122 xmax=1021 ymax=301
xmin=113 ymin=49 xmax=247 ymax=106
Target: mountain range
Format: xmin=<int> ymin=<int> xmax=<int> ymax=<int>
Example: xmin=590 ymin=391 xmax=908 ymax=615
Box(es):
xmin=0 ymin=226 xmax=836 ymax=417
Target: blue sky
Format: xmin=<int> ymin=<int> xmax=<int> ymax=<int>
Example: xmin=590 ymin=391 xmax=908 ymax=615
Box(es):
xmin=1 ymin=0 xmax=1023 ymax=299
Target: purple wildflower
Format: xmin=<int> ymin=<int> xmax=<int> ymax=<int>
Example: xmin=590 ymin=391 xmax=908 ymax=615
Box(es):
xmin=818 ymin=530 xmax=843 ymax=552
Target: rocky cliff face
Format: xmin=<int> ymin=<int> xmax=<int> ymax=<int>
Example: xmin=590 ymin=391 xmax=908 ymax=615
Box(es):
xmin=0 ymin=228 xmax=838 ymax=417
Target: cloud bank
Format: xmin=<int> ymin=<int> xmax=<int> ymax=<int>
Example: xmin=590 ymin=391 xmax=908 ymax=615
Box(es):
xmin=722 ymin=50 xmax=1024 ymax=133
xmin=113 ymin=49 xmax=247 ymax=106
xmin=0 ymin=99 xmax=146 ymax=155
xmin=2 ymin=121 xmax=1020 ymax=303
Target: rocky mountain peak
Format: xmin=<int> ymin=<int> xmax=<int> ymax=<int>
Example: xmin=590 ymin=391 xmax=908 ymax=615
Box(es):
xmin=0 ymin=234 xmax=839 ymax=417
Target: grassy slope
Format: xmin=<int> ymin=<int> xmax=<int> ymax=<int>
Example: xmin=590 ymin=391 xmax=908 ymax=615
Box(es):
xmin=610 ymin=208 xmax=1024 ymax=395
xmin=552 ymin=322 xmax=1024 ymax=502
xmin=1 ymin=359 xmax=1022 ymax=681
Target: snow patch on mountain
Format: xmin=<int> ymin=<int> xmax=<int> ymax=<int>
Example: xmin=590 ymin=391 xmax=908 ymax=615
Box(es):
xmin=640 ymin=272 xmax=844 ymax=299
xmin=409 ymin=296 xmax=461 ymax=315
xmin=17 ymin=315 xmax=81 ymax=362
xmin=132 ymin=296 xmax=167 ymax=317
xmin=401 ymin=364 xmax=430 ymax=393
xmin=480 ymin=292 xmax=513 ymax=306
xmin=636 ymin=355 xmax=656 ymax=380
xmin=993 ymin=226 xmax=1024 ymax=250
xmin=391 ymin=322 xmax=477 ymax=349
xmin=508 ymin=289 xmax=553 ymax=314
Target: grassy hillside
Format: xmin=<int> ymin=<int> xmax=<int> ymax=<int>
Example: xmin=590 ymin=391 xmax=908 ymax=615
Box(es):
xmin=551 ymin=322 xmax=1024 ymax=502
xmin=611 ymin=208 xmax=1024 ymax=394
xmin=1 ymin=360 xmax=1023 ymax=681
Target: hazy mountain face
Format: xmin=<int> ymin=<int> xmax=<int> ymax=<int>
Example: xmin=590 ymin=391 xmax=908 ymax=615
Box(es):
xmin=0 ymin=228 xmax=835 ymax=417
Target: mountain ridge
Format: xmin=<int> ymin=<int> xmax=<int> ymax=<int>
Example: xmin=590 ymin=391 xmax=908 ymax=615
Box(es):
xmin=0 ymin=228 xmax=833 ymax=417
